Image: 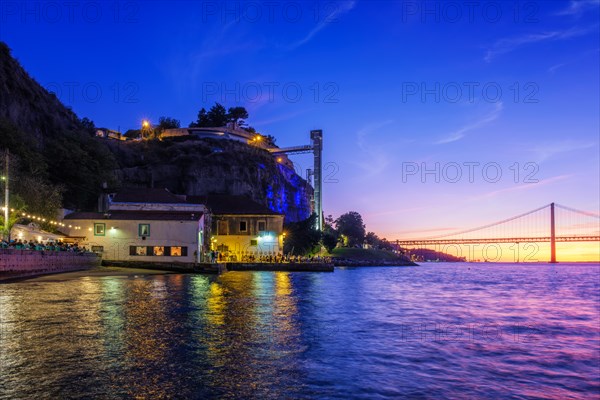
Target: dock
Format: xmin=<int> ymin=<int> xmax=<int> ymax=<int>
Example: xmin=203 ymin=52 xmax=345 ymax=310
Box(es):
xmin=101 ymin=260 xmax=333 ymax=274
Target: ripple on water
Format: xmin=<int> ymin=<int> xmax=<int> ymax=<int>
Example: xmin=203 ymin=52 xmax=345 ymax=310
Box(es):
xmin=0 ymin=263 xmax=599 ymax=399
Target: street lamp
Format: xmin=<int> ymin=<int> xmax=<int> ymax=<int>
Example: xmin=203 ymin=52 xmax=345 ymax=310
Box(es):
xmin=141 ymin=120 xmax=152 ymax=140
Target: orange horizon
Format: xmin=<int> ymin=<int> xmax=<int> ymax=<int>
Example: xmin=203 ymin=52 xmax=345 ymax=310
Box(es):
xmin=403 ymin=242 xmax=600 ymax=263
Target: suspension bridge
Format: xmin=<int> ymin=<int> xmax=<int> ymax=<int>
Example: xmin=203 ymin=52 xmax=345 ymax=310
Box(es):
xmin=395 ymin=203 xmax=600 ymax=262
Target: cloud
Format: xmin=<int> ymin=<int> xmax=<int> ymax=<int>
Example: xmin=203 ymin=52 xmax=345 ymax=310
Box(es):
xmin=287 ymin=1 xmax=357 ymax=50
xmin=435 ymin=102 xmax=503 ymax=145
xmin=173 ymin=22 xmax=263 ymax=91
xmin=354 ymin=119 xmax=394 ymax=177
xmin=252 ymin=109 xmax=310 ymax=126
xmin=366 ymin=206 xmax=430 ymax=218
xmin=484 ymin=25 xmax=597 ymax=62
xmin=531 ymin=140 xmax=597 ymax=162
xmin=475 ymin=174 xmax=572 ymax=200
xmin=555 ymin=0 xmax=600 ymax=16
xmin=394 ymin=227 xmax=457 ymax=237
xmin=548 ymin=63 xmax=567 ymax=73
xmin=548 ymin=47 xmax=600 ymax=73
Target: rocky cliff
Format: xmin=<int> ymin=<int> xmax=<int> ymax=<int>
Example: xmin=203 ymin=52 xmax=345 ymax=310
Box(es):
xmin=105 ymin=137 xmax=313 ymax=222
xmin=0 ymin=42 xmax=117 ymax=211
xmin=0 ymin=41 xmax=313 ymax=222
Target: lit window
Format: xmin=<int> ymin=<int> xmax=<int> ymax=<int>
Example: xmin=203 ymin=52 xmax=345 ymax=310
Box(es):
xmin=139 ymin=224 xmax=150 ymax=237
xmin=171 ymin=247 xmax=182 ymax=256
xmin=239 ymin=221 xmax=247 ymax=232
xmin=136 ymin=246 xmax=147 ymax=256
xmin=153 ymin=246 xmax=164 ymax=256
xmin=94 ymin=223 xmax=105 ymax=236
xmin=250 ymin=239 xmax=258 ymax=246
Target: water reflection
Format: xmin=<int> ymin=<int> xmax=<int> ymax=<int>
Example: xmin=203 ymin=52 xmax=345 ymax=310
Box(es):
xmin=185 ymin=272 xmax=308 ymax=398
xmin=1 ymin=264 xmax=599 ymax=399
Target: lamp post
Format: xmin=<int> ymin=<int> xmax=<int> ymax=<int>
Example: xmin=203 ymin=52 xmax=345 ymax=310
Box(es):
xmin=2 ymin=150 xmax=9 ymax=241
xmin=142 ymin=120 xmax=152 ymax=140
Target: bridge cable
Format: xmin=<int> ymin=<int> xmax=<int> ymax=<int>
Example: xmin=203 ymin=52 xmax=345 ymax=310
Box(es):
xmin=420 ymin=203 xmax=552 ymax=239
xmin=555 ymin=204 xmax=600 ymax=219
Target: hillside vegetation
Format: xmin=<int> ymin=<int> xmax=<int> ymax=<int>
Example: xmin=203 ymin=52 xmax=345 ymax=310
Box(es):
xmin=0 ymin=42 xmax=118 ymax=213
xmin=0 ymin=41 xmax=312 ymax=223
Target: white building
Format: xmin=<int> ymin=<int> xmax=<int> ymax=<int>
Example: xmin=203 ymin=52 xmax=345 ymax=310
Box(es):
xmin=61 ymin=188 xmax=207 ymax=264
xmin=60 ymin=188 xmax=285 ymax=264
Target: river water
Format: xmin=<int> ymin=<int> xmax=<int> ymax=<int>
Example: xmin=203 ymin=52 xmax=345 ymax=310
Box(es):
xmin=0 ymin=263 xmax=598 ymax=399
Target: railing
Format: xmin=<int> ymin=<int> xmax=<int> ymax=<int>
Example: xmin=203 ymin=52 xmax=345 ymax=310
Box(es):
xmin=396 ymin=236 xmax=600 ymax=246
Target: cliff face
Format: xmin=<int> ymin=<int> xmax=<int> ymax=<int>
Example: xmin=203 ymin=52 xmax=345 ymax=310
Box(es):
xmin=0 ymin=41 xmax=313 ymax=221
xmin=0 ymin=42 xmax=81 ymax=140
xmin=106 ymin=138 xmax=313 ymax=222
xmin=0 ymin=42 xmax=117 ymax=211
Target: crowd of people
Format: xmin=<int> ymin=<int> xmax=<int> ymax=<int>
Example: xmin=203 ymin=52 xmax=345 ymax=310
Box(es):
xmin=209 ymin=251 xmax=331 ymax=264
xmin=1 ymin=239 xmax=88 ymax=253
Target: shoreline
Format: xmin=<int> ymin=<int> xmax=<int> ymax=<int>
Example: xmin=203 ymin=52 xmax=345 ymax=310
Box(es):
xmin=1 ymin=266 xmax=177 ymax=283
xmin=1 ymin=262 xmax=415 ymax=282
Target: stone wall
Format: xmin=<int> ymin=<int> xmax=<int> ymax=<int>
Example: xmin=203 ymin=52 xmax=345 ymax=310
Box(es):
xmin=0 ymin=250 xmax=100 ymax=279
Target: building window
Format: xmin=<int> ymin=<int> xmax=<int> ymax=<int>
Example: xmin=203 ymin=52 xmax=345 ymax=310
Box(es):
xmin=94 ymin=223 xmax=105 ymax=236
xmin=130 ymin=246 xmax=187 ymax=257
xmin=139 ymin=224 xmax=150 ymax=237
xmin=91 ymin=246 xmax=104 ymax=253
xmin=239 ymin=221 xmax=247 ymax=232
xmin=257 ymin=221 xmax=266 ymax=232
xmin=250 ymin=239 xmax=258 ymax=246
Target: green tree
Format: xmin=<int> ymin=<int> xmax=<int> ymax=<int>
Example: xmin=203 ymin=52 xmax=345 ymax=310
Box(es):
xmin=227 ymin=106 xmax=249 ymax=129
xmin=0 ymin=151 xmax=62 ymax=234
xmin=14 ymin=176 xmax=63 ymax=226
xmin=264 ymin=135 xmax=277 ymax=146
xmin=191 ymin=103 xmax=237 ymax=128
xmin=207 ymin=103 xmax=228 ymax=126
xmin=365 ymin=231 xmax=379 ymax=246
xmin=283 ymin=214 xmax=321 ymax=255
xmin=335 ymin=211 xmax=366 ymax=247
xmin=79 ymin=117 xmax=96 ymax=136
xmin=0 ymin=194 xmax=27 ymax=241
xmin=321 ymin=231 xmax=338 ymax=253
xmin=190 ymin=107 xmax=209 ymax=127
xmin=157 ymin=116 xmax=180 ymax=132
xmin=321 ymin=214 xmax=339 ymax=252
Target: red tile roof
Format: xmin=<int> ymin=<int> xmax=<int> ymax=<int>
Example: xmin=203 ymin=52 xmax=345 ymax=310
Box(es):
xmin=64 ymin=210 xmax=202 ymax=221
xmin=111 ymin=188 xmax=187 ymax=204
xmin=187 ymin=195 xmax=281 ymax=216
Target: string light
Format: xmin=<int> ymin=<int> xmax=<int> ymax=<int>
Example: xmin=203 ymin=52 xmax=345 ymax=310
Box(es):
xmin=0 ymin=207 xmax=80 ymax=229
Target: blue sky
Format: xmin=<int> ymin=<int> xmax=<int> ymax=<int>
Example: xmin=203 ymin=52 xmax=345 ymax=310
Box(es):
xmin=1 ymin=0 xmax=598 ymax=239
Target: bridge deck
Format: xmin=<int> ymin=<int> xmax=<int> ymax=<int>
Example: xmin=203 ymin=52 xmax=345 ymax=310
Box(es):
xmin=396 ymin=236 xmax=600 ymax=246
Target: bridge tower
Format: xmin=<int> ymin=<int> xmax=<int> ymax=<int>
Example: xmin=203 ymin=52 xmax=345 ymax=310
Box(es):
xmin=550 ymin=202 xmax=557 ymax=263
xmin=311 ymin=130 xmax=323 ymax=231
